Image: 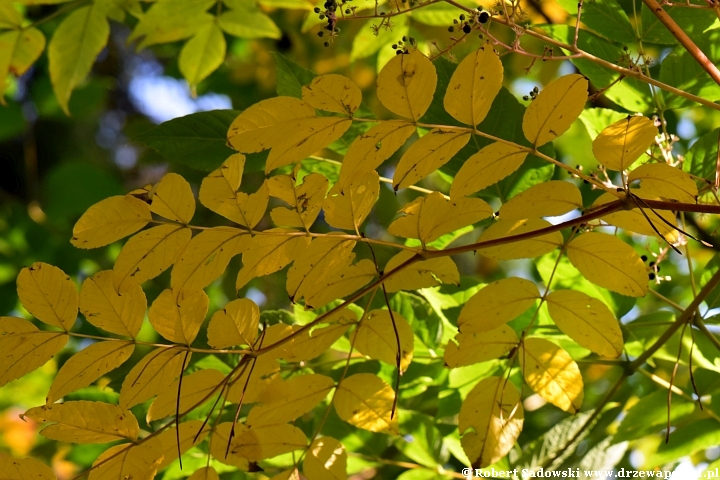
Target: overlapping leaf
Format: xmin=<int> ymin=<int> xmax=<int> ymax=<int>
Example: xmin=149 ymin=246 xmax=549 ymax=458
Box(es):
xmin=592 ymin=116 xmax=657 ymax=171
xmin=149 ymin=288 xmax=208 ymax=344
xmin=17 ymin=262 xmax=77 ymax=331
xmin=149 ymin=172 xmax=195 ymax=223
xmin=353 ymin=309 xmax=414 ymax=372
xmin=628 ymin=163 xmax=698 ymax=203
xmin=323 ymin=171 xmax=380 ymax=232
xmin=393 ymin=129 xmax=470 ymax=190
xmin=120 ymin=347 xmax=190 ymax=409
xmin=71 ymin=195 xmax=152 ymax=249
xmin=269 ymin=173 xmax=328 ymax=230
xmin=207 ymin=298 xmax=259 ymax=348
xmin=235 ymin=231 xmax=310 ymax=290
xmin=457 ymin=277 xmax=539 ymax=332
xmin=498 ymin=181 xmax=582 ymax=220
xmin=247 ymin=373 xmax=335 ymax=426
xmin=301 ymin=74 xmax=362 ymax=114
xmin=382 ymin=250 xmax=459 ymax=292
xmin=377 ymin=49 xmax=436 ymax=122
xmin=79 ymin=270 xmax=146 ymax=338
xmin=304 ymin=437 xmax=347 ymax=480
xmin=334 ymin=373 xmax=399 ymax=434
xmin=147 ymin=369 xmax=225 ymax=422
xmin=476 ymin=218 xmax=563 ymax=260
xmin=450 ymin=142 xmax=529 ymax=198
xmin=523 ymin=74 xmax=588 ymax=147
xmin=445 ymin=325 xmax=519 ymax=368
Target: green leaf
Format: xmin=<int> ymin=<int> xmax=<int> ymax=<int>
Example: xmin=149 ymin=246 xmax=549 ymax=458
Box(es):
xmin=136 ymin=110 xmax=262 ymax=172
xmin=390 ymin=292 xmax=442 ymax=353
xmin=272 ymin=52 xmax=317 ymax=98
xmin=128 ymin=0 xmax=215 ymax=49
xmin=580 ymin=0 xmax=636 ymax=44
xmin=659 ymin=30 xmax=720 ymax=109
xmin=48 ymin=4 xmax=109 ymax=114
xmin=578 ymin=107 xmax=627 ymax=139
xmin=410 ymin=0 xmax=474 ymax=26
xmin=684 ymin=128 xmax=720 ymax=186
xmin=640 ymin=5 xmax=716 ymax=45
xmin=645 ymin=420 xmax=720 ymax=467
xmin=218 ymin=4 xmax=281 ymax=39
xmin=0 ymin=28 xmax=45 ymax=102
xmin=350 ymin=16 xmax=408 ymax=61
xmin=543 ymin=25 xmax=652 ymax=112
xmin=396 ymin=411 xmax=446 ymax=468
xmin=613 ymin=390 xmax=695 ymax=443
xmin=179 ymin=23 xmax=227 ymax=87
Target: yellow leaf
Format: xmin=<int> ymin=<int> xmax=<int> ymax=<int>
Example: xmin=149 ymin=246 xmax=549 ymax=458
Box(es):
xmin=144 ymin=420 xmax=209 ymax=470
xmin=208 ymin=423 xmax=249 ymax=469
xmin=24 ymin=401 xmax=138 ymax=443
xmin=0 ymin=317 xmax=67 ymax=389
xmin=476 ymin=218 xmax=563 ymax=260
xmin=0 ymin=28 xmax=45 ymax=103
xmin=48 ymin=4 xmax=109 ymax=114
xmin=377 ymin=49 xmax=436 ymax=122
xmin=120 ymin=347 xmax=190 ymax=409
xmin=0 ymin=455 xmax=56 ymax=480
xmin=443 ymin=45 xmax=503 ymax=126
xmin=520 ymin=338 xmax=584 ymax=413
xmin=323 ymin=171 xmax=380 ymax=232
xmin=149 ymin=289 xmax=208 ymax=344
xmin=171 ymin=226 xmax=249 ymax=298
xmin=566 ymin=232 xmax=647 ymax=297
xmin=457 ymin=277 xmax=539 ymax=333
xmin=546 ymin=290 xmax=623 ymax=357
xmin=71 ymin=195 xmax=152 ymax=249
xmin=301 ymin=74 xmax=362 ymax=114
xmin=444 ymin=325 xmax=519 ymax=368
xmin=188 ymin=467 xmax=220 ymax=480
xmin=333 ymin=373 xmax=399 ymax=434
xmin=591 ymin=192 xmax=678 ymax=242
xmin=628 ymin=163 xmax=698 ymax=203
xmin=279 ymin=310 xmax=356 ymax=362
xmin=592 ymin=115 xmax=657 ymax=171
xmin=113 ymin=224 xmax=192 ymax=293
xmin=352 ymin=309 xmax=414 ymax=372
xmin=269 ymin=469 xmax=301 ymax=480
xmin=303 ymin=437 xmax=347 ymax=480
xmin=247 ymin=374 xmax=335 ymax=426
xmin=450 ymin=142 xmax=528 ymax=199
xmin=88 ymin=442 xmax=163 ymax=480
xmin=179 ymin=22 xmax=226 ymax=87
xmin=522 ymin=74 xmax=588 ymax=147
xmin=207 ymin=298 xmax=259 ymax=348
xmin=286 ymin=236 xmax=356 ymax=302
xmin=149 ymin=172 xmax=195 ymax=224
xmin=79 ymin=270 xmax=146 ymax=338
xmin=305 ymin=259 xmax=376 ymax=309
xmin=231 ymin=423 xmax=308 ymax=462
xmin=336 ymin=121 xmax=415 ymax=191
xmin=393 ymin=129 xmax=471 ymax=190
xmin=128 ymin=0 xmax=214 ymax=49
xmin=459 ymin=376 xmax=523 ymax=468
xmin=382 ymin=250 xmax=459 ymax=292
xmin=47 ymin=341 xmax=134 ymax=404
xmin=236 ymin=231 xmax=310 ymax=290
xmin=17 ymin=262 xmax=77 ymax=331
xmin=226 ymin=354 xmax=281 ymax=404
xmin=147 ymin=369 xmax=225 ymax=422
xmin=199 ymin=155 xmax=269 ymax=228
xmin=265 ymin=117 xmax=352 ymax=173
xmin=0 ymin=4 xmax=22 ymax=29
xmin=388 ymin=192 xmax=492 ymax=245
xmin=269 ymin=173 xmax=328 ymax=230
xmin=227 ymin=97 xmax=315 ymax=152
xmin=498 ymin=181 xmax=582 ymax=221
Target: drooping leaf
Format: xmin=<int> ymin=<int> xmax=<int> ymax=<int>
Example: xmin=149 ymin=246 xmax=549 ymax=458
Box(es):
xmin=149 ymin=288 xmax=208 ymax=345
xmin=303 ymin=437 xmax=347 ymax=480
xmin=520 ymin=338 xmax=584 ymax=413
xmin=230 ymin=423 xmax=308 ymax=462
xmin=0 ymin=317 xmax=68 ymax=389
xmin=443 ymin=45 xmax=503 ymax=127
xmin=592 ymin=192 xmax=678 ymax=242
xmin=450 ymin=142 xmax=528 ymax=199
xmin=334 ymin=373 xmax=399 ymax=434
xmin=179 ymin=22 xmax=226 ymax=87
xmin=457 ymin=277 xmax=539 ymax=333
xmin=207 ymin=298 xmax=260 ymax=348
xmin=70 ymin=195 xmax=152 ymax=249
xmin=144 ymin=420 xmax=210 ymax=470
xmin=614 ymin=389 xmax=695 ymax=443
xmin=323 ymin=171 xmax=380 ymax=232
xmin=304 ymin=259 xmax=376 ymax=309
xmin=592 ymin=115 xmax=657 ymax=171
xmin=146 ymin=369 xmax=225 ymax=422
xmin=17 ymin=262 xmax=77 ymax=331
xmin=301 ymin=74 xmax=362 ymax=114
xmin=47 ymin=341 xmax=134 ymax=404
xmin=566 ymin=232 xmax=648 ymax=297
xmin=120 ymin=347 xmax=190 ymax=409
xmin=236 ymin=231 xmax=310 ymax=290
xmin=0 ymin=456 xmax=56 ymax=480
xmin=546 ymin=290 xmax=623 ymax=357
xmin=79 ymin=270 xmax=146 ymax=338
xmin=269 ymin=173 xmax=328 ymax=230
xmin=382 ymin=250 xmax=459 ymax=292
xmin=208 ymin=423 xmax=250 ymax=469
xmin=48 ymin=3 xmax=109 ymax=113
xmin=476 ymin=218 xmax=563 ymax=260
xmin=24 ymin=401 xmax=139 ymax=443
xmin=246 ymin=373 xmax=335 ymax=426
xmin=353 ymin=309 xmax=414 ymax=372
xmin=498 ymin=181 xmax=582 ymax=221
xmin=377 ymin=49 xmax=437 ymax=122
xmin=171 ymin=226 xmax=249 ymax=298
xmin=445 ymin=324 xmax=519 ymax=368
xmin=0 ymin=28 xmax=45 ymax=103
xmin=459 ymin=376 xmax=524 ymax=468
xmin=286 ymin=236 xmax=355 ymax=302
xmin=393 ymin=129 xmax=470 ymax=190
xmin=388 ymin=192 xmax=492 ymax=245
xmin=683 ymin=127 xmax=720 ymax=184
xmin=628 ymin=162 xmax=698 ymax=203
xmin=278 ymin=309 xmax=356 ymax=361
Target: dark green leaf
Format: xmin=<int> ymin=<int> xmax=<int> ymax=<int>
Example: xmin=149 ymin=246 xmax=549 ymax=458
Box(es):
xmin=271 ymin=51 xmax=317 ymax=98
xmin=613 ymin=390 xmax=695 ymax=443
xmin=582 ymin=0 xmax=637 ymax=44
xmin=684 ymin=128 xmax=720 ymax=185
xmin=641 ymin=5 xmax=716 ymax=45
xmin=646 ymin=419 xmax=720 ymax=467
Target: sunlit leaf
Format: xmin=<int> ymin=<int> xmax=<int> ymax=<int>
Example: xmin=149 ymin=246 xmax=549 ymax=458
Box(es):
xmin=303 ymin=437 xmax=347 ymax=480
xmin=323 ymin=171 xmax=380 ymax=232
xmin=476 ymin=218 xmax=563 ymax=260
xmin=179 ymin=22 xmax=226 ymax=87
xmin=450 ymin=142 xmax=528 ymax=198
xmin=269 ymin=172 xmax=328 ymax=230
xmin=0 ymin=28 xmax=45 ymax=103
xmin=149 ymin=172 xmax=195 ymax=224
xmin=498 ymin=181 xmax=582 ymax=221
xmin=393 ymin=129 xmax=470 ymax=190
xmin=302 ymin=74 xmax=362 ymax=114
xmin=149 ymin=288 xmax=208 ymax=345
xmin=231 ymin=423 xmax=308 ymax=461
xmin=88 ymin=442 xmax=163 ymax=480
xmin=120 ymin=347 xmax=190 ymax=409
xmin=457 ymin=277 xmax=539 ymax=333
xmin=628 ymin=162 xmax=698 ymax=203
xmin=334 ymin=373 xmax=399 ymax=434
xmin=377 ymin=49 xmax=436 ymax=122
xmin=445 ymin=325 xmax=519 ymax=368
xmin=71 ymin=195 xmax=152 ymax=249
xmin=353 ymin=309 xmax=414 ymax=372
xmin=147 ymin=369 xmax=225 ymax=422
xmin=247 ymin=373 xmax=335 ymax=426
xmin=79 ymin=270 xmax=146 ymax=338
xmin=207 ymin=298 xmax=259 ymax=348
xmin=0 ymin=456 xmax=56 ymax=480
xmin=592 ymin=115 xmax=657 ymax=171
xmin=17 ymin=262 xmax=77 ymax=331
xmin=382 ymin=250 xmax=459 ymax=292
xmin=236 ymin=231 xmax=310 ymax=290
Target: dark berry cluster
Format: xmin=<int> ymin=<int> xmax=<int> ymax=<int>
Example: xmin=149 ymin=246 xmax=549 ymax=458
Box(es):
xmin=391 ymin=36 xmax=416 ymax=55
xmin=314 ymin=0 xmax=352 ymax=46
xmin=446 ymin=8 xmax=490 ymax=35
xmin=522 ymin=86 xmax=540 ymax=101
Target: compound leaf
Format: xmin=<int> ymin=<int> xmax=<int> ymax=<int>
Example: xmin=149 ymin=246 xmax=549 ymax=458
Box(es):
xmin=207 ymin=298 xmax=260 ymax=348
xmin=179 ymin=22 xmax=226 ymax=88
xmin=498 ymin=181 xmax=582 ymax=221
xmin=450 ymin=142 xmax=528 ymax=199
xmin=323 ymin=171 xmax=380 ymax=232
xmin=382 ymin=250 xmax=459 ymax=292
xmin=628 ymin=163 xmax=698 ymax=203
xmin=236 ymin=231 xmax=310 ymax=290
xmin=476 ymin=218 xmax=563 ymax=260
xmin=301 ymin=74 xmax=362 ymax=114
